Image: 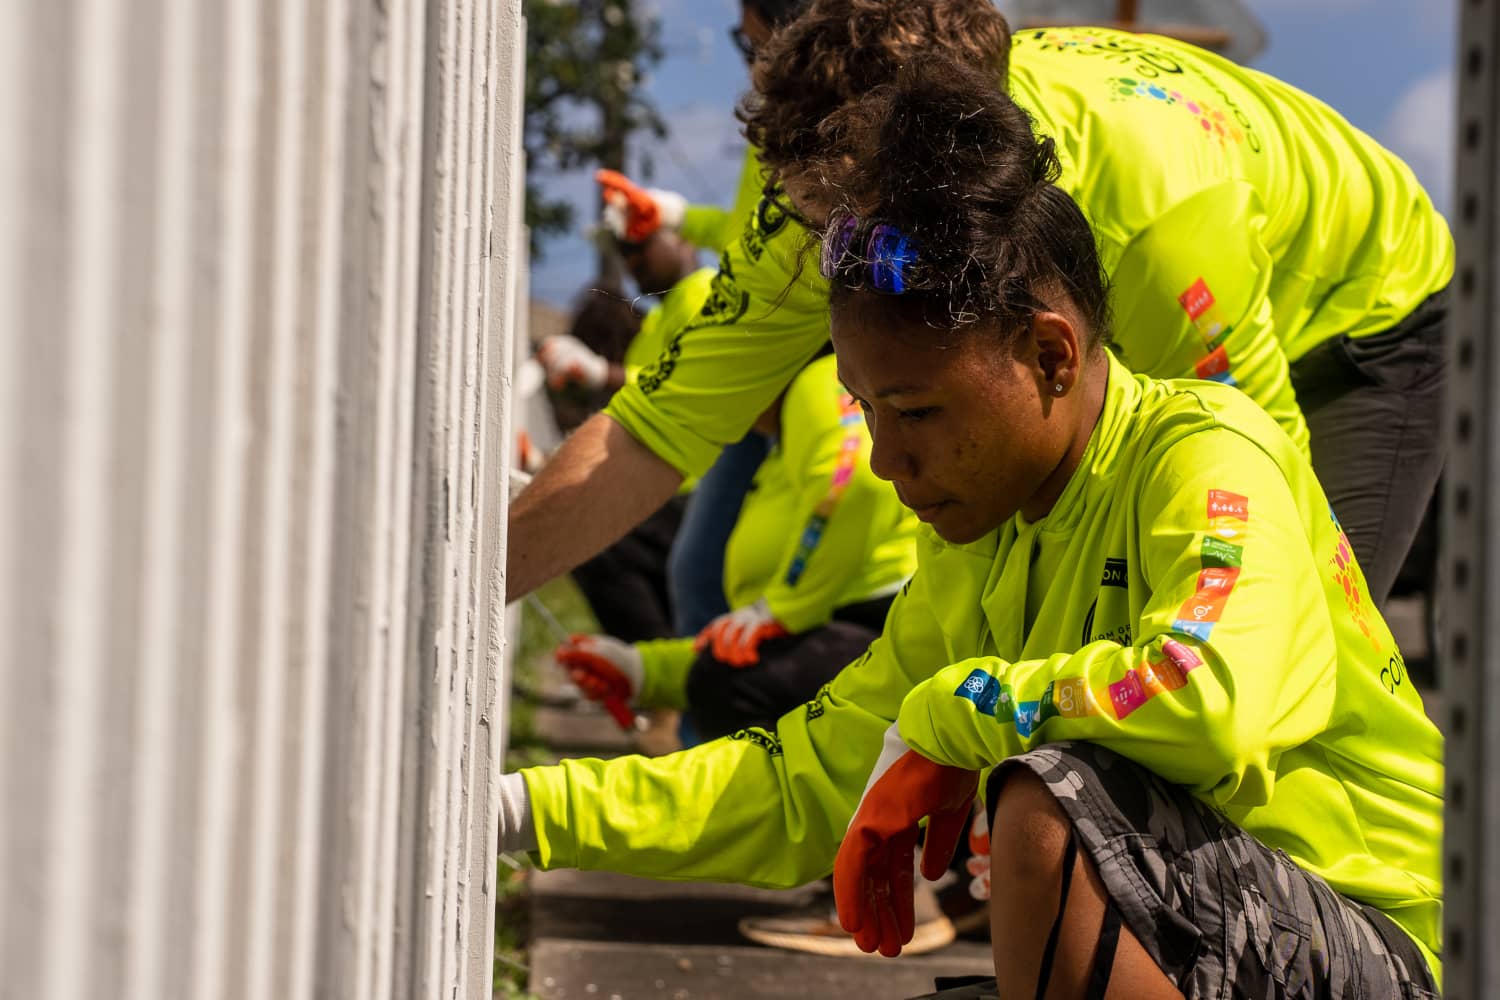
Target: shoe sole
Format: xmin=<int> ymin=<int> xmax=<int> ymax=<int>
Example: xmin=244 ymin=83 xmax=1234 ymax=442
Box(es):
xmin=736 ymin=914 xmax=958 ymax=958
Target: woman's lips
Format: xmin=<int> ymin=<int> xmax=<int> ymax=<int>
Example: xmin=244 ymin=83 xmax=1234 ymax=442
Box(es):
xmin=909 ymin=500 xmax=951 ymax=522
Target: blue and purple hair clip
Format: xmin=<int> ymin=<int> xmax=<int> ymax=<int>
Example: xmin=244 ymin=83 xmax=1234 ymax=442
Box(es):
xmin=819 ymin=212 xmax=920 ymax=294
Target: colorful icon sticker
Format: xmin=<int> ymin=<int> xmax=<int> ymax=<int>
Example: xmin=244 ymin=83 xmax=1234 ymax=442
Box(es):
xmin=784 ymin=394 xmax=864 ymax=586
xmin=1329 ymin=505 xmax=1382 ymax=652
xmin=1109 ymin=77 xmax=1253 ymax=149
xmin=1172 ymin=490 xmax=1249 ymax=640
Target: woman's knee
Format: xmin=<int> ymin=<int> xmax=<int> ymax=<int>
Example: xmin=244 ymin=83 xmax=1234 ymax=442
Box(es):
xmin=988 ymin=767 xmax=1075 ymax=889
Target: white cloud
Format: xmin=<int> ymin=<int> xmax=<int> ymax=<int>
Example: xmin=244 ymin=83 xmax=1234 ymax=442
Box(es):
xmin=1379 ymin=69 xmax=1454 ymax=214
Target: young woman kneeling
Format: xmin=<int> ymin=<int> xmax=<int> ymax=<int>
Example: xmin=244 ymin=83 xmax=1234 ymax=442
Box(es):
xmin=497 ymin=63 xmax=1441 ymax=999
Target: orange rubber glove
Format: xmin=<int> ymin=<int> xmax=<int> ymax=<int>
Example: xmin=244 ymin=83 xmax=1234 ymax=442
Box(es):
xmin=595 ymin=169 xmax=687 ymax=243
xmin=834 ymin=724 xmax=981 ymax=957
xmin=694 ymin=598 xmax=789 ymax=667
xmin=554 ymin=633 xmax=642 ymax=731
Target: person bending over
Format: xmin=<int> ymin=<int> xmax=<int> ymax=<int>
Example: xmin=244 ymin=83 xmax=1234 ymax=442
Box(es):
xmin=496 ymin=65 xmax=1441 ymax=999
xmin=586 ymin=1 xmax=816 ymax=636
xmin=506 ymin=0 xmax=1451 ymax=623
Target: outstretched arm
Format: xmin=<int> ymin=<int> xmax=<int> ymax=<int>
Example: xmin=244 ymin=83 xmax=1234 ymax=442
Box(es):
xmin=505 ymin=412 xmax=683 ymax=601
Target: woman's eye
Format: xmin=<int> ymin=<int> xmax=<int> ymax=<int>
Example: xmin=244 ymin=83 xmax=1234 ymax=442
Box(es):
xmin=899 ymin=407 xmax=936 ymax=422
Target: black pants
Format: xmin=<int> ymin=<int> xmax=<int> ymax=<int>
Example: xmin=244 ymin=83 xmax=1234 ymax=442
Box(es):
xmin=570 ymin=495 xmax=686 ymax=643
xmin=684 ymin=594 xmax=893 ymax=739
xmin=1289 ymin=289 xmax=1447 ymax=606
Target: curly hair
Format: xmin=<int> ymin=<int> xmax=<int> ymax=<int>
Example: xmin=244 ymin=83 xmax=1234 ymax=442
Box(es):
xmin=817 ymin=58 xmax=1111 ymax=346
xmin=739 ymin=0 xmax=1011 ymax=177
xmin=744 ymin=0 xmax=811 ymax=27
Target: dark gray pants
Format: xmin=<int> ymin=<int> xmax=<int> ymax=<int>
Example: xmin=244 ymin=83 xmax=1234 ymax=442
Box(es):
xmin=684 ymin=596 xmax=891 ymax=740
xmin=907 ymin=743 xmax=1439 ymax=1000
xmin=1289 ymin=290 xmax=1448 ymax=606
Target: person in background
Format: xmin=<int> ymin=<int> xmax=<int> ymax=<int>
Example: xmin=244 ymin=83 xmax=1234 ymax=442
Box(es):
xmin=539 ymin=286 xmax=640 ymax=435
xmin=537 ymin=230 xmax=708 ymax=645
xmin=537 ymin=230 xmax=702 ymax=405
xmin=589 ymin=0 xmax=816 ymax=639
xmin=495 ymin=63 xmax=1442 ymax=997
xmin=558 ymin=353 xmax=916 ymax=743
xmin=505 ymin=0 xmax=1452 ymax=638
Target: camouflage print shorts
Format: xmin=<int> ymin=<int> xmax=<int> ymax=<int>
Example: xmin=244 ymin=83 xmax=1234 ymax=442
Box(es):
xmin=981 ymin=742 xmax=1440 ymax=1000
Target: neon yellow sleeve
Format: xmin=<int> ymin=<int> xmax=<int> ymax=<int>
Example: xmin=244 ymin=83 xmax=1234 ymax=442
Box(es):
xmin=680 ymin=204 xmax=733 ymax=250
xmin=602 ymin=196 xmax=831 ymax=479
xmin=520 ymin=573 xmax=946 ymax=885
xmin=897 ymin=429 xmax=1335 ymax=811
xmin=757 ymin=367 xmax=887 ymax=633
xmin=623 ymin=269 xmax=718 ymax=383
xmin=1107 ymin=180 xmax=1310 ymax=455
xmin=634 ymin=637 xmax=697 ymax=711
xmin=680 ymin=147 xmax=766 ymax=251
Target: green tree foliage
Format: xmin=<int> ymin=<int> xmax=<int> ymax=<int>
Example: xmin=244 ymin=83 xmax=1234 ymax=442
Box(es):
xmin=523 ymin=0 xmax=667 ymax=261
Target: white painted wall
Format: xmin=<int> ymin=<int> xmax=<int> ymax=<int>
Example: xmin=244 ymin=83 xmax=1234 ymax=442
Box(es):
xmin=0 ymin=0 xmax=525 ymax=997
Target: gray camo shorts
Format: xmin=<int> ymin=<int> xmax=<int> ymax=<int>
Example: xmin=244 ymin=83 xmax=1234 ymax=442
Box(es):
xmin=977 ymin=742 xmax=1440 ymax=999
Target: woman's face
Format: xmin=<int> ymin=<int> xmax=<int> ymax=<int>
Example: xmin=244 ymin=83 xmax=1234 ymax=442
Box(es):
xmin=832 ymin=295 xmax=1088 ymax=544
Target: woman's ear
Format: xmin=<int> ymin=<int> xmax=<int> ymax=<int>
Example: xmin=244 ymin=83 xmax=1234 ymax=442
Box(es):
xmin=1028 ymin=309 xmax=1083 ymax=397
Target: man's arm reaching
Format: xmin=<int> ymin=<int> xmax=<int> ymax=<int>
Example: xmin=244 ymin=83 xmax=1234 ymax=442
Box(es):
xmin=505 ymin=412 xmax=684 ymax=601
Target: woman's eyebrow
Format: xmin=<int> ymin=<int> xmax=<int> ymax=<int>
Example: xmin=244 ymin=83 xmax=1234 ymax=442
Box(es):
xmin=873 ymin=383 xmax=929 ymax=399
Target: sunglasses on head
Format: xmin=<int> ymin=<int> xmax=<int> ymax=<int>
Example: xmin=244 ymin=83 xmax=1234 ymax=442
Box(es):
xmin=819 ymin=213 xmax=920 ymax=295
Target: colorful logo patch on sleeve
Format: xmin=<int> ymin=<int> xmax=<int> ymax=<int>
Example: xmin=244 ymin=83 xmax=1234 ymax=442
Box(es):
xmin=1196 ymin=566 xmax=1241 ymax=595
xmin=1108 ymin=670 xmax=1148 ymax=719
xmin=1038 ymin=677 xmax=1101 ymax=725
xmin=1173 ymin=495 xmax=1248 ymax=640
xmin=1136 ymin=656 xmax=1188 ymax=698
xmin=1107 ymin=77 xmax=1260 ymax=151
xmin=1176 ymin=277 xmax=1230 ymax=347
xmin=954 ymin=668 xmax=1011 ymax=718
xmin=1161 ymin=638 xmax=1203 ymax=674
xmin=1195 ymin=345 xmax=1237 ymax=386
xmin=1015 ymin=701 xmax=1041 ymax=739
xmin=1109 ymin=644 xmax=1202 ymax=720
xmin=1207 ymin=489 xmax=1249 ymax=538
xmin=783 ymin=395 xmax=865 ymax=586
xmin=1328 ymin=505 xmax=1382 ymax=652
xmin=1200 ymin=536 xmax=1243 ymax=570
xmin=1178 ymin=278 xmax=1214 ymax=321
xmin=1177 ymin=591 xmax=1230 ymax=625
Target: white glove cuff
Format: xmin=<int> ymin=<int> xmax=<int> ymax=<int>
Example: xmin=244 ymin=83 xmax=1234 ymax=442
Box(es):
xmin=498 ymin=771 xmax=538 ymax=854
xmin=592 ymin=636 xmax=644 ymax=696
xmin=647 ymin=188 xmax=688 ymax=231
xmin=618 ymin=643 xmax=646 ymax=698
xmin=848 ymin=722 xmax=912 ymax=831
xmin=600 ymin=200 xmax=630 ymax=241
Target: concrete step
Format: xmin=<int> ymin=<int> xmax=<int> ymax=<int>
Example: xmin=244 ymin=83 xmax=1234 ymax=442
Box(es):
xmin=528 ymin=869 xmax=994 ymax=1000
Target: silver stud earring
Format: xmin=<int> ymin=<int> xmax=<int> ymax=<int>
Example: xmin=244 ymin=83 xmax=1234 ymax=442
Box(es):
xmin=1054 ymin=383 xmax=1065 ymax=394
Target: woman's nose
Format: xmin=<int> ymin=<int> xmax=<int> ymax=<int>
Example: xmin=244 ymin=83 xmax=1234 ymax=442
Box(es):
xmin=866 ymin=424 xmax=912 ymax=483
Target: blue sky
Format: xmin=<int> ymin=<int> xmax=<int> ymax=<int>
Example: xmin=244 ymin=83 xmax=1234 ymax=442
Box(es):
xmin=527 ymin=0 xmax=1458 ymax=306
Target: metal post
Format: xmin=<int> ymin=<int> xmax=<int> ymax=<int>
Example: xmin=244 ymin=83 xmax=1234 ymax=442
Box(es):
xmin=1442 ymin=1 xmax=1500 ymax=997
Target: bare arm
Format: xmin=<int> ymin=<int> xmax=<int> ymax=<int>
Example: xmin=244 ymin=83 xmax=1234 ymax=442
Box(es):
xmin=505 ymin=412 xmax=685 ymax=601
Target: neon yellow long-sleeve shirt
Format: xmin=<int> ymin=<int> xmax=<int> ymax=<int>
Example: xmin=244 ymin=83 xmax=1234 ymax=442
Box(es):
xmin=678 ymin=147 xmax=766 ymax=251
xmin=634 ymin=355 xmax=918 ymax=708
xmin=623 ymin=268 xmax=717 ymax=383
xmin=604 ymin=28 xmax=1453 ymax=478
xmin=524 ymin=355 xmax=1442 ymax=976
